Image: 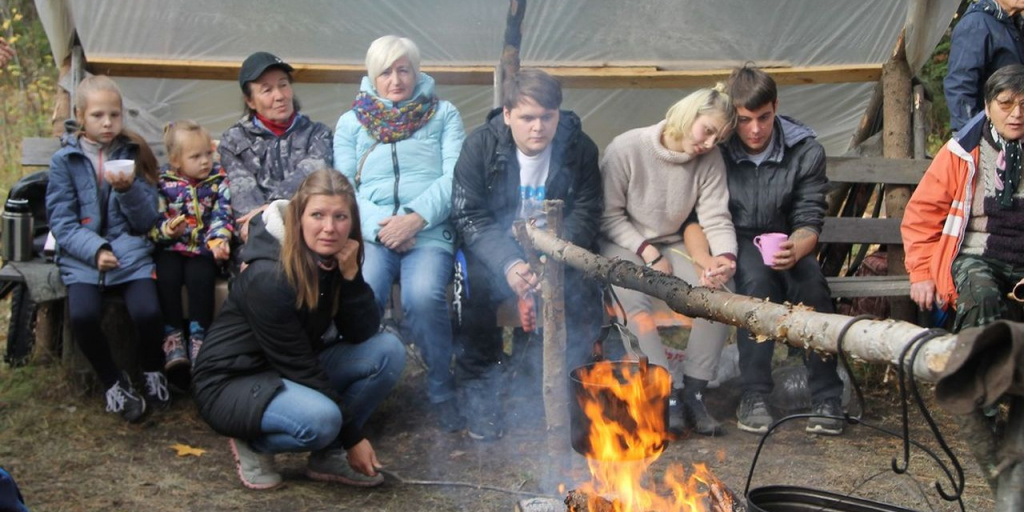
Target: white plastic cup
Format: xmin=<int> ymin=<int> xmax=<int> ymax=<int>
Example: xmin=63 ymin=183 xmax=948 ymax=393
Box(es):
xmin=753 ymin=232 xmax=788 ymax=266
xmin=104 ymin=159 xmax=135 ymax=180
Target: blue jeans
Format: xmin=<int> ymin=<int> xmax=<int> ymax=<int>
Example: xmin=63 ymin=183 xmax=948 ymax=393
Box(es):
xmin=362 ymin=242 xmax=456 ymax=404
xmin=250 ymin=331 xmax=405 ymax=454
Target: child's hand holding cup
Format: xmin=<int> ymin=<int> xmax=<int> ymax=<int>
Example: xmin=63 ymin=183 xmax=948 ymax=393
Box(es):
xmin=753 ymin=232 xmax=789 ymax=267
xmin=103 ymin=159 xmax=135 ymax=191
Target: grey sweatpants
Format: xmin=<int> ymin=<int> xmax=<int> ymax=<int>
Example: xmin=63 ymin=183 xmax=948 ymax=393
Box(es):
xmin=599 ymin=239 xmax=731 ymax=386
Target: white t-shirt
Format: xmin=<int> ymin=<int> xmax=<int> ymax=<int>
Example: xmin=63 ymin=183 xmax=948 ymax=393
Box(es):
xmin=517 ymin=145 xmax=552 ymax=223
xmin=744 ymin=137 xmax=775 ymax=166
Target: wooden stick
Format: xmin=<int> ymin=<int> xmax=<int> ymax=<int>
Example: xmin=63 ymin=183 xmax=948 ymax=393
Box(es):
xmin=498 ymin=0 xmax=526 ymax=93
xmin=522 ymin=223 xmax=957 ymax=383
xmin=377 ymin=469 xmax=552 ymax=499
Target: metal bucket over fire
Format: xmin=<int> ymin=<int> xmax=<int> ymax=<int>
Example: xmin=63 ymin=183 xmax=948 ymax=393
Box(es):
xmin=569 ymin=359 xmax=672 ymax=460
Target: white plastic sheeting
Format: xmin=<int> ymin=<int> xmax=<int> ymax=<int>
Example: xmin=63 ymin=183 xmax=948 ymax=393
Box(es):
xmin=34 ymin=0 xmax=959 ymax=155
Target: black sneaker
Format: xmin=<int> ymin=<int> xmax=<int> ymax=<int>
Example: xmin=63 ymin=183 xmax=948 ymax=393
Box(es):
xmin=143 ymin=371 xmax=172 ymax=409
xmin=736 ymin=392 xmax=773 ymax=434
xmin=436 ymin=398 xmax=465 ymax=432
xmin=105 ymin=374 xmax=147 ymax=423
xmin=467 ymin=407 xmax=504 ymax=441
xmin=667 ymin=393 xmax=685 ymax=436
xmin=681 ymin=388 xmax=724 ymax=436
xmin=806 ymin=397 xmax=845 ymax=435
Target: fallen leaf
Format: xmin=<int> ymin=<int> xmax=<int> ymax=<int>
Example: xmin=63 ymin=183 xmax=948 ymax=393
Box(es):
xmin=171 ymin=444 xmax=205 ymax=457
xmin=449 ymin=450 xmax=466 ymax=459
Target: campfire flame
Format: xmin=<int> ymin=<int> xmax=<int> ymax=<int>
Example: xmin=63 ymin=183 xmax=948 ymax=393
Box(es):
xmin=574 ymin=361 xmax=734 ymax=512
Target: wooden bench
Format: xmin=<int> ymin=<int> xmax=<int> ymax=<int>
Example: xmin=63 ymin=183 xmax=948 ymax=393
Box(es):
xmin=819 ymin=156 xmax=930 ymax=299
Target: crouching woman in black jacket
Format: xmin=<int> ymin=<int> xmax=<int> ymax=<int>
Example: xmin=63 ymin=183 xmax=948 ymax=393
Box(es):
xmin=192 ymin=169 xmax=405 ymax=490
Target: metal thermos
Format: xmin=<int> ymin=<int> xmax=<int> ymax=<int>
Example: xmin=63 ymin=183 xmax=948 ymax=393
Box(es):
xmin=2 ymin=198 xmax=33 ymax=262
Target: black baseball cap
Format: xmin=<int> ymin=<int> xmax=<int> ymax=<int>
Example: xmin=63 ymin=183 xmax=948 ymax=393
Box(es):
xmin=238 ymin=51 xmax=294 ymax=89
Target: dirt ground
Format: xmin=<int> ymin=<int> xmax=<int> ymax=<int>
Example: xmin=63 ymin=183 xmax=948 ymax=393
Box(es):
xmin=0 ymin=325 xmax=997 ymax=512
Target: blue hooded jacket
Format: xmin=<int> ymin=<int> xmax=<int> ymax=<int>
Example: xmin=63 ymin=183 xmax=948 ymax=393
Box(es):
xmin=333 ymin=72 xmax=465 ymax=252
xmin=45 ymin=134 xmax=160 ymax=286
xmin=944 ymin=0 xmax=1024 ymax=131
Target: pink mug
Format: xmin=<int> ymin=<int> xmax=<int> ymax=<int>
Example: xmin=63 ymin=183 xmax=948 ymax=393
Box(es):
xmin=753 ymin=232 xmax=788 ymax=266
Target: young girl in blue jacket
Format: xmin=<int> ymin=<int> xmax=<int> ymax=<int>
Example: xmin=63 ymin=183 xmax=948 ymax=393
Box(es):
xmin=45 ymin=75 xmax=168 ymax=422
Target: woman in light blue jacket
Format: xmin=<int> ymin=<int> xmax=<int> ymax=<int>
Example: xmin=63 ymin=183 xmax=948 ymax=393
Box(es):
xmin=334 ymin=35 xmax=465 ymax=432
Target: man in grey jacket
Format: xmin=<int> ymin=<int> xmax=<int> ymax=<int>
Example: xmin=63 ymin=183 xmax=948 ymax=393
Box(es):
xmin=721 ymin=66 xmax=845 ymax=436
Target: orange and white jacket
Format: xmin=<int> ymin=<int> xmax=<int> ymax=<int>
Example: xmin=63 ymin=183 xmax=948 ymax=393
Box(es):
xmin=901 ymin=113 xmax=987 ymax=309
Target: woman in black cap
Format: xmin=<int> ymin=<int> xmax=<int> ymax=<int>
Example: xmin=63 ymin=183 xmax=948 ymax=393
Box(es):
xmin=219 ymin=51 xmax=334 ymax=241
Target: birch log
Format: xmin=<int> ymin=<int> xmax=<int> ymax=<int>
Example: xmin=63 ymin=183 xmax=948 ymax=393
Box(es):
xmin=541 ymin=203 xmax=571 ymax=487
xmin=882 ymin=30 xmax=915 ymax=324
xmin=523 ymin=225 xmax=956 ymax=382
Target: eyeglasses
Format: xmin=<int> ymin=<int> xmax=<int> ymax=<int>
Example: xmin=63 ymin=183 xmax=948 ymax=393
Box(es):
xmin=994 ymin=96 xmax=1024 ymax=113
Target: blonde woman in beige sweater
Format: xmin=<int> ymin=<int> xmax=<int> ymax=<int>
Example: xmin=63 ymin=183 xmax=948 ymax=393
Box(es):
xmin=599 ymin=84 xmax=737 ymax=437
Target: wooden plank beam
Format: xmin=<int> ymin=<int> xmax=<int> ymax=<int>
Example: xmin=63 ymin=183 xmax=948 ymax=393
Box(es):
xmin=826 ymin=156 xmax=929 ymax=185
xmin=87 ymin=57 xmax=882 ymax=89
xmin=819 ymin=217 xmax=903 ymax=245
xmin=21 ymin=137 xmax=61 ymax=166
xmin=826 ymin=275 xmax=911 ymax=298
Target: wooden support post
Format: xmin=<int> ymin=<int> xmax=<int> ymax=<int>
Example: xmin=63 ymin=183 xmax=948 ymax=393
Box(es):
xmin=541 ymin=201 xmax=570 ymax=491
xmin=913 ymin=84 xmax=927 ymax=160
xmin=496 ymin=0 xmax=526 ymax=108
xmin=51 ymin=58 xmax=72 ymax=137
xmin=70 ymin=45 xmax=85 ymax=114
xmin=881 ymin=33 xmax=915 ymax=323
xmin=31 ymin=301 xmax=61 ymax=365
xmin=849 ymin=81 xmax=885 ymax=150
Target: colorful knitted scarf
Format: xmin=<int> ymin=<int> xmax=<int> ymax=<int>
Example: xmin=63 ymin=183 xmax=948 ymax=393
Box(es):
xmin=352 ymin=91 xmax=438 ymax=144
xmin=990 ymin=123 xmax=1022 ymax=209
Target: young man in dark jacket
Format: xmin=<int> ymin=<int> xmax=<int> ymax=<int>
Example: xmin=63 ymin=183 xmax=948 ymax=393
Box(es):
xmin=722 ymin=66 xmax=845 ymax=436
xmin=944 ymin=0 xmax=1024 ymax=132
xmin=451 ymin=69 xmax=603 ymax=441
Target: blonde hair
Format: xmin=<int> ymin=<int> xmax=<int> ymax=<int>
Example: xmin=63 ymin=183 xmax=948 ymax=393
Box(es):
xmin=365 ymin=35 xmax=421 ymax=87
xmin=282 ymin=168 xmax=363 ymax=311
xmin=163 ymin=120 xmax=212 ymax=167
xmin=74 ymin=75 xmax=159 ymax=185
xmin=662 ymin=82 xmax=736 ymax=143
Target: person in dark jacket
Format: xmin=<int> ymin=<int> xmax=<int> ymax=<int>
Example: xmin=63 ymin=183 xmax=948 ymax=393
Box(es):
xmin=192 ymin=169 xmax=405 ymax=490
xmin=218 ymin=51 xmax=334 ymax=242
xmin=45 ymin=75 xmax=167 ymax=423
xmin=451 ymin=69 xmax=603 ymax=441
xmin=720 ymin=66 xmax=845 ymax=436
xmin=945 ymin=0 xmax=1024 ymax=132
